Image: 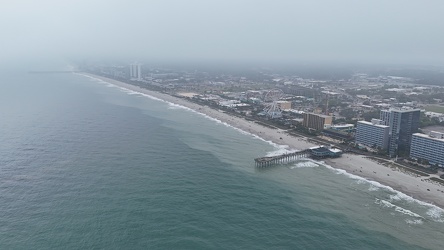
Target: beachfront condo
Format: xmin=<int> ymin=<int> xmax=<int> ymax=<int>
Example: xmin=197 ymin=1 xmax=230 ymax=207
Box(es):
xmin=410 ymin=131 xmax=444 ymax=167
xmin=355 ymin=119 xmax=390 ymax=150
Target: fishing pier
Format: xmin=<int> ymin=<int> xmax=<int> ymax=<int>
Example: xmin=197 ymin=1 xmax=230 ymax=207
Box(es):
xmin=254 ymin=146 xmax=342 ymax=168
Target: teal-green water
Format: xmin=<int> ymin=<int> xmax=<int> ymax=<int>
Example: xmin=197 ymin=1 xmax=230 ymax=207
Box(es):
xmin=1 ymin=71 xmax=443 ymax=249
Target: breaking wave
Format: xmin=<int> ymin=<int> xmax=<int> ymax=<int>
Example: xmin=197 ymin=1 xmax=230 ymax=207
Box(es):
xmin=290 ymin=161 xmax=319 ymax=169
xmin=375 ymin=198 xmax=423 ymax=218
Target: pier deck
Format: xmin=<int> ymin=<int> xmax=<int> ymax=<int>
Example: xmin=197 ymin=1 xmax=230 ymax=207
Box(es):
xmin=254 ymin=149 xmax=312 ymax=167
xmin=254 ymin=146 xmax=342 ymax=167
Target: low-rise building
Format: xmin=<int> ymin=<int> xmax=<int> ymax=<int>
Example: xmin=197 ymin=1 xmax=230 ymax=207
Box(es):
xmin=330 ymin=124 xmax=355 ymax=132
xmin=310 ymin=146 xmax=342 ymax=158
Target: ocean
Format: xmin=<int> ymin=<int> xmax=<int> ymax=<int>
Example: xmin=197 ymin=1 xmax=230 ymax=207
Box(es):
xmin=1 ymin=71 xmax=443 ymax=249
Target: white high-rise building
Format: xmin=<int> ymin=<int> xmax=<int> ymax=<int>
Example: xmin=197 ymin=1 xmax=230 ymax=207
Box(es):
xmin=130 ymin=63 xmax=142 ymax=81
xmin=355 ymin=119 xmax=390 ymax=149
xmin=410 ymin=131 xmax=444 ymax=167
xmin=380 ymin=110 xmax=391 ymax=126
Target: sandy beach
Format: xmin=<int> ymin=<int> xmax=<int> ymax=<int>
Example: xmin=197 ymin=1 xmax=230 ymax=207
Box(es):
xmin=82 ymin=73 xmax=444 ymax=209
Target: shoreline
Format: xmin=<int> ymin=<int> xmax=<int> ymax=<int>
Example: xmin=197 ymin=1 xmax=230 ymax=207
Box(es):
xmin=80 ymin=73 xmax=444 ymax=209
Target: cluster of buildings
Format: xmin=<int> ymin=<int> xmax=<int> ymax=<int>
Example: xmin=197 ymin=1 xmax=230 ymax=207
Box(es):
xmin=355 ymin=109 xmax=422 ymax=155
xmin=303 ymin=109 xmax=444 ymax=167
xmin=353 ymin=109 xmax=443 ymax=166
xmin=289 ymin=107 xmax=443 ymax=167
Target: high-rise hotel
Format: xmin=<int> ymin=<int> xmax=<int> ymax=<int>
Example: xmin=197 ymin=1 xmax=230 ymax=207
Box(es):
xmin=385 ymin=109 xmax=420 ymax=157
xmin=410 ymin=131 xmax=444 ymax=167
xmin=130 ymin=63 xmax=142 ymax=81
xmin=355 ymin=119 xmax=390 ymax=150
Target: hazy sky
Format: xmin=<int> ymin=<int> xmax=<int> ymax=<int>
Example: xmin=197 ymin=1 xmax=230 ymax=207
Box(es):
xmin=2 ymin=0 xmax=444 ymax=66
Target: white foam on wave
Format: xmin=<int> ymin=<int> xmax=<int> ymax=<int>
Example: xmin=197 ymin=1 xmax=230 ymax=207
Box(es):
xmin=167 ymin=102 xmax=195 ymax=112
xmin=388 ymin=192 xmax=444 ymax=222
xmin=317 ymin=160 xmax=444 ymax=223
xmin=355 ymin=179 xmax=366 ymax=185
xmin=167 ymin=104 xmax=184 ymax=110
xmin=389 ymin=192 xmax=416 ymax=202
xmin=405 ymin=219 xmax=424 ymax=225
xmin=426 ymin=207 xmax=444 ymax=223
xmin=290 ymin=161 xmax=319 ymax=169
xmin=124 ymin=90 xmax=143 ymax=95
xmin=264 ymin=146 xmax=294 ymax=157
xmin=375 ymin=198 xmax=423 ymax=218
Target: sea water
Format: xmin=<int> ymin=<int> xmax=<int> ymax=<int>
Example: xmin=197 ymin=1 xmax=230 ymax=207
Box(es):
xmin=1 ymin=71 xmax=443 ymax=249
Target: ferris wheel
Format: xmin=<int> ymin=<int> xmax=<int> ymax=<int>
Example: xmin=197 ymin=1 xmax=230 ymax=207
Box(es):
xmin=263 ymin=89 xmax=284 ymax=119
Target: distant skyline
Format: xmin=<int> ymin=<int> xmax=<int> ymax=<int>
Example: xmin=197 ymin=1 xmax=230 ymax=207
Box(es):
xmin=2 ymin=0 xmax=444 ymax=67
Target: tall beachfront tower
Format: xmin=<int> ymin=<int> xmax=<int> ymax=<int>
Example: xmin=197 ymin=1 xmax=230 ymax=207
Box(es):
xmin=130 ymin=63 xmax=142 ymax=81
xmin=388 ymin=109 xmax=420 ymax=157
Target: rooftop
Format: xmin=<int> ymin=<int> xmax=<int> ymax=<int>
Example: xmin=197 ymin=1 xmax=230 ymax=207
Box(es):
xmin=390 ymin=108 xmax=421 ymax=113
xmin=357 ymin=120 xmax=389 ymax=128
xmin=413 ymin=133 xmax=444 ymax=142
xmin=331 ymin=124 xmax=354 ymax=128
xmin=306 ymin=113 xmax=332 ymax=118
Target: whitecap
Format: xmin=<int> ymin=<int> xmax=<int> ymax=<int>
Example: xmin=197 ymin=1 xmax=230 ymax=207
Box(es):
xmin=375 ymin=199 xmax=423 ymax=218
xmin=405 ymin=219 xmax=424 ymax=225
xmin=426 ymin=207 xmax=444 ymax=223
xmin=265 ymin=146 xmax=294 ymax=157
xmin=368 ymin=185 xmax=380 ymax=191
xmin=290 ymin=161 xmax=319 ymax=169
xmin=355 ymin=179 xmax=366 ymax=185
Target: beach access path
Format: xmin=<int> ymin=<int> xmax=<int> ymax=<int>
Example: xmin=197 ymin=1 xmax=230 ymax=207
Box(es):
xmin=83 ymin=73 xmax=444 ymax=209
